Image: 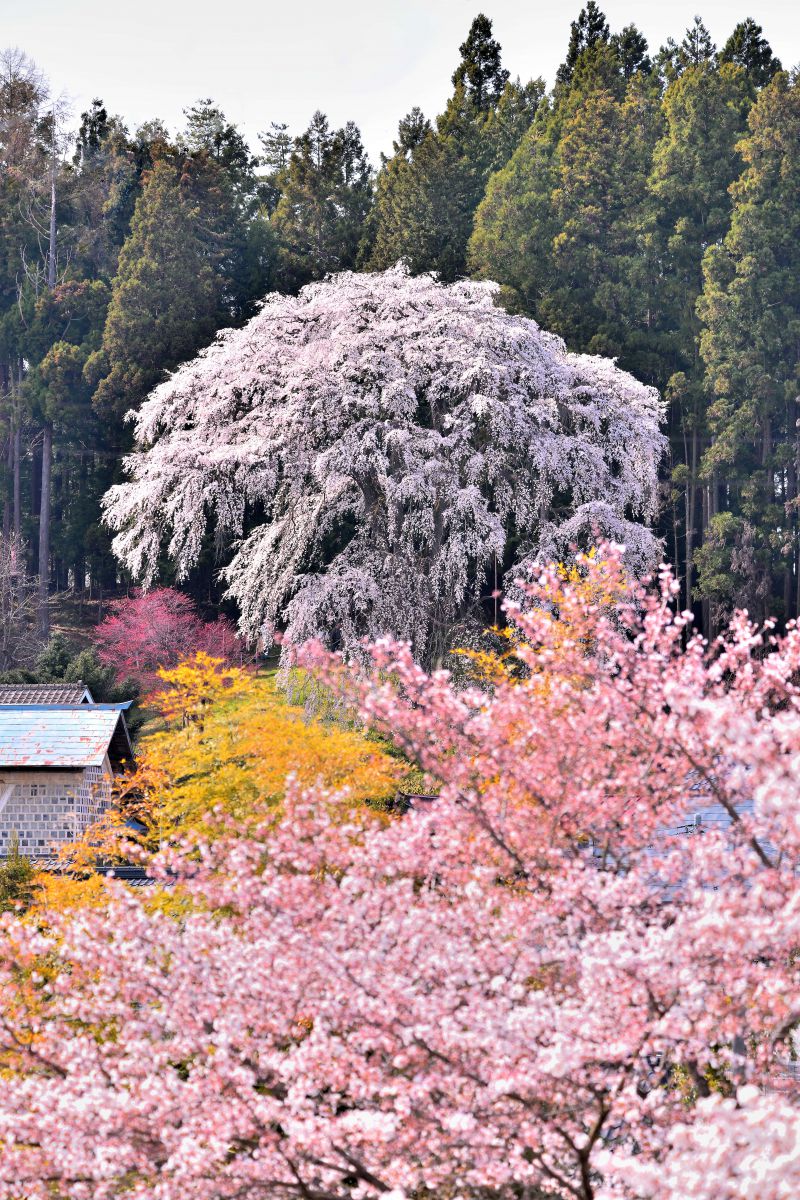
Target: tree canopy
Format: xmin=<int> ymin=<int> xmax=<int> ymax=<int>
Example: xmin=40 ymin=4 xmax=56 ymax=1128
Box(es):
xmin=0 ymin=4 xmax=796 ymax=655
xmin=104 ymin=268 xmax=664 ymax=665
xmin=451 ymin=13 xmax=510 ymax=110
xmin=1 ymin=551 xmax=800 ymax=1197
xmin=697 ymin=71 xmax=800 ymax=623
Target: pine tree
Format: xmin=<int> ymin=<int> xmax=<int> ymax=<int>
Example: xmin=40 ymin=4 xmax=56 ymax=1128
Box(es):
xmin=720 ymin=19 xmax=781 ymax=89
xmin=657 ymin=16 xmax=716 ymax=83
xmin=180 ymin=102 xmax=275 ymax=317
xmin=548 ymin=49 xmax=641 ymax=347
xmin=258 ymin=121 xmax=292 ymax=174
xmin=88 ymin=155 xmax=227 ymax=423
xmin=364 ymin=109 xmax=430 ymax=273
xmin=258 ymin=120 xmax=292 ymax=213
xmin=647 ymin=60 xmax=752 ymax=615
xmin=369 ymin=17 xmax=537 ymax=282
xmin=0 ymin=58 xmax=73 ymax=638
xmin=368 ymin=86 xmax=492 ymax=281
xmin=555 ymin=1 xmax=611 ymax=88
xmin=68 ymin=103 xmax=138 ymax=281
xmin=697 ymin=71 xmax=800 ymax=623
xmin=394 ymin=108 xmax=431 ymax=157
xmin=466 ymin=102 xmax=560 ymax=310
xmin=451 ymin=13 xmax=509 ymax=111
xmin=22 ymin=278 xmax=109 ymax=592
xmin=470 ymin=47 xmax=661 ymax=371
xmin=89 ymin=121 xmax=277 ymax=430
xmin=48 ymin=104 xmax=153 ymax=594
xmin=679 ymin=16 xmax=716 ymax=67
xmin=611 ymin=24 xmax=652 ymax=79
xmin=181 ymin=99 xmax=256 ymax=200
xmin=271 ymin=111 xmax=372 ymax=291
xmin=73 ymin=99 xmax=109 ymax=166
xmin=0 ymin=49 xmax=49 ymax=549
xmin=482 ymin=78 xmax=546 ymax=171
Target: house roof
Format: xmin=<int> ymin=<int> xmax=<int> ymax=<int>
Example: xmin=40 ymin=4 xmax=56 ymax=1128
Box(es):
xmin=0 ymin=704 xmax=133 ymax=770
xmin=0 ymin=683 xmax=94 ymax=705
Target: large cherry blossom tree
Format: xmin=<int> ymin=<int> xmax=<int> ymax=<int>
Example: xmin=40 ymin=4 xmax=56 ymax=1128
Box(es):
xmin=0 ymin=550 xmax=799 ymax=1199
xmin=103 ymin=267 xmax=665 ymax=662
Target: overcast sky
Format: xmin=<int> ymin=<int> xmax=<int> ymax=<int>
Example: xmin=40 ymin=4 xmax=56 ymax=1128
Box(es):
xmin=4 ymin=0 xmax=799 ymax=163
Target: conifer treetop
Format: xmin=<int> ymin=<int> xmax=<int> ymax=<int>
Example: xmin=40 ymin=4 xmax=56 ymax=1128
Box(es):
xmin=451 ymin=13 xmax=510 ymax=111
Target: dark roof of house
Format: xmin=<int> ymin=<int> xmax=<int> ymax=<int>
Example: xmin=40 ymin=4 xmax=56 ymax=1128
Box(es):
xmin=0 ymin=704 xmax=133 ymax=770
xmin=0 ymin=683 xmax=94 ymax=705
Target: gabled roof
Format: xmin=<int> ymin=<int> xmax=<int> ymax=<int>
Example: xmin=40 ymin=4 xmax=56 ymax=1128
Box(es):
xmin=0 ymin=704 xmax=133 ymax=770
xmin=0 ymin=683 xmax=94 ymax=705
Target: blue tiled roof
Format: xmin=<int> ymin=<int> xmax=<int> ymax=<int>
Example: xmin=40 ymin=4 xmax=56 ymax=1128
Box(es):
xmin=0 ymin=683 xmax=94 ymax=704
xmin=0 ymin=705 xmax=132 ymax=769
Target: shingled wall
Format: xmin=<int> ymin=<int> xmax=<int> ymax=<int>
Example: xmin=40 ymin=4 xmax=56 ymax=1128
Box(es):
xmin=0 ymin=767 xmax=111 ymax=857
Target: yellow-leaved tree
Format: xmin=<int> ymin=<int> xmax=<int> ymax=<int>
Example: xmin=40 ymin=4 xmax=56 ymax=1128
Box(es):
xmin=35 ymin=654 xmax=404 ymax=912
xmin=456 ymin=551 xmax=630 ymax=690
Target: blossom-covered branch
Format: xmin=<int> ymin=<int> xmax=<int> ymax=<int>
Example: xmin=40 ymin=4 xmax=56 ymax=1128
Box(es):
xmin=1 ymin=551 xmax=799 ymax=1198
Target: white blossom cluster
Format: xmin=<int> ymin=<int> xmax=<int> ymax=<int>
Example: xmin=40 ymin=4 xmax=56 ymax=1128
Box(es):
xmin=103 ymin=267 xmax=666 ymax=663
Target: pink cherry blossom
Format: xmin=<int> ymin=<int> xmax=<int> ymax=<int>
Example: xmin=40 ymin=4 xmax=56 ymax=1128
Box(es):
xmin=95 ymin=587 xmax=249 ymax=693
xmin=0 ymin=549 xmax=798 ymax=1199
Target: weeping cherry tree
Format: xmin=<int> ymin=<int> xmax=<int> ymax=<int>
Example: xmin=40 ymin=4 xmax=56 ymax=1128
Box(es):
xmin=103 ymin=267 xmax=665 ymax=663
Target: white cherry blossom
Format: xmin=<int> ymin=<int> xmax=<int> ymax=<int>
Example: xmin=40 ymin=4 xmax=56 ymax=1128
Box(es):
xmin=104 ymin=267 xmax=665 ymax=662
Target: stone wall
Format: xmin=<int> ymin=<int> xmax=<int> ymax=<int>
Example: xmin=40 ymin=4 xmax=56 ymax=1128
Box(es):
xmin=0 ymin=767 xmax=112 ymax=857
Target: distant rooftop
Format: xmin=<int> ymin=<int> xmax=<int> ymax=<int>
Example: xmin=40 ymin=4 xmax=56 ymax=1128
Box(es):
xmin=0 ymin=705 xmax=132 ymax=770
xmin=0 ymin=683 xmax=93 ymax=705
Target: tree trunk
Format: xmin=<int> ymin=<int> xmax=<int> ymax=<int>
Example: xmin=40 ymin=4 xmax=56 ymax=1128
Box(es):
xmin=2 ymin=369 xmax=10 ymax=543
xmin=685 ymin=427 xmax=699 ymax=614
xmin=38 ymin=422 xmax=52 ymax=639
xmin=11 ymin=360 xmax=22 ymax=545
xmin=48 ymin=140 xmax=57 ymax=289
xmin=701 ymin=482 xmax=711 ymax=640
xmin=38 ymin=130 xmax=57 ymax=637
xmin=12 ymin=420 xmax=20 ymax=544
xmin=790 ymin=395 xmax=800 ymax=622
xmin=761 ymin=414 xmax=773 ymax=624
xmin=31 ymin=438 xmax=40 ymax=541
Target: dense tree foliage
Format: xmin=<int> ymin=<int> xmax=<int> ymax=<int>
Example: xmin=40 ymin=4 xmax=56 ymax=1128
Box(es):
xmin=104 ymin=269 xmax=664 ymax=665
xmin=271 ymin=111 xmax=372 ymax=291
xmin=93 ymin=587 xmax=248 ymax=694
xmin=2 ymin=551 xmax=800 ymax=1196
xmin=555 ymin=0 xmax=611 ymax=88
xmin=469 ymin=7 xmax=791 ymax=634
xmin=368 ymin=14 xmax=543 ymax=281
xmin=0 ymin=68 xmax=359 ymax=626
xmin=719 ymin=17 xmax=781 ymax=87
xmin=0 ymin=5 xmax=795 ymax=651
xmin=0 ymin=13 xmax=797 ymax=1192
xmin=647 ymin=61 xmax=752 ymax=617
xmin=697 ymin=72 xmax=800 ymax=624
xmin=451 ymin=12 xmax=509 ymax=110
xmin=96 ymin=653 xmax=402 ymax=852
xmin=0 ymin=833 xmax=35 ymax=911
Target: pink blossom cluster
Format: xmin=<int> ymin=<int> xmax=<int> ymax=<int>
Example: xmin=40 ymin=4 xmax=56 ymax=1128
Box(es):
xmin=0 ymin=550 xmax=799 ymax=1198
xmin=94 ymin=587 xmax=249 ymax=694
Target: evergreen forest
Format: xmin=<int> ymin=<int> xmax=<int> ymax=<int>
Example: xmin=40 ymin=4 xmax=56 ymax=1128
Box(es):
xmin=0 ymin=5 xmax=797 ymax=648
